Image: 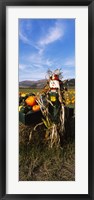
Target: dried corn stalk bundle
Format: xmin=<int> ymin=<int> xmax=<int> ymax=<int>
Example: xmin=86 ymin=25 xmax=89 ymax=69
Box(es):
xmin=36 ymin=69 xmax=65 ymax=148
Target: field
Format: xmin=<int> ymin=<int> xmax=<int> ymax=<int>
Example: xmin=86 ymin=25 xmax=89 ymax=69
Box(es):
xmin=19 ymin=87 xmax=75 ymax=108
xmin=19 ymin=88 xmax=42 ymax=94
xmin=19 ymin=88 xmax=75 ymax=181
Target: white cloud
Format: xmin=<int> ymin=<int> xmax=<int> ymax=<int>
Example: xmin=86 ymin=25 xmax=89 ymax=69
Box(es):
xmin=19 ymin=23 xmax=41 ymax=52
xmin=24 ymin=52 xmax=54 ymax=69
xmin=19 ymin=20 xmax=64 ymax=58
xmin=38 ymin=21 xmax=64 ymax=46
xmin=63 ymin=69 xmax=75 ymax=79
xmin=19 ymin=64 xmax=26 ymax=70
xmin=64 ymin=58 xmax=75 ymax=67
xmin=26 ymin=21 xmax=32 ymax=30
xmin=19 ymin=31 xmax=41 ymax=52
xmin=19 ymin=53 xmax=56 ymax=81
xmin=19 ymin=21 xmax=75 ymax=82
xmin=19 ymin=66 xmax=75 ymax=81
xmin=38 ymin=48 xmax=44 ymax=55
xmin=19 ymin=64 xmax=47 ymax=81
xmin=19 ymin=32 xmax=30 ymax=44
xmin=19 ymin=21 xmax=44 ymax=56
xmin=19 ymin=53 xmax=75 ymax=81
xmin=45 ymin=59 xmax=53 ymax=66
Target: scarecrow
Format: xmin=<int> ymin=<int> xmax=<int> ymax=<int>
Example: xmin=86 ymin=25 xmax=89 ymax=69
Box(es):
xmin=36 ymin=69 xmax=65 ymax=148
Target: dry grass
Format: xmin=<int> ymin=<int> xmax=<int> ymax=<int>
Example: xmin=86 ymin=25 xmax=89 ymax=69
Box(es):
xmin=19 ymin=88 xmax=42 ymax=94
xmin=19 ymin=117 xmax=75 ymax=181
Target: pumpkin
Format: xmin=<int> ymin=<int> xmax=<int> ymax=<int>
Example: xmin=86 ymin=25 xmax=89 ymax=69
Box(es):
xmin=25 ymin=96 xmax=37 ymax=107
xmin=32 ymin=105 xmax=40 ymax=112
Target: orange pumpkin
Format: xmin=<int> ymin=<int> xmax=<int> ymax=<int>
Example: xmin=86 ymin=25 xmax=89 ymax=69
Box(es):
xmin=25 ymin=96 xmax=36 ymax=107
xmin=32 ymin=105 xmax=40 ymax=112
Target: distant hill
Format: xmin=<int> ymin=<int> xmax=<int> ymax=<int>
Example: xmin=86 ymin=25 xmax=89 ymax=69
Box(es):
xmin=63 ymin=79 xmax=75 ymax=87
xmin=19 ymin=79 xmax=47 ymax=89
xmin=19 ymin=78 xmax=75 ymax=89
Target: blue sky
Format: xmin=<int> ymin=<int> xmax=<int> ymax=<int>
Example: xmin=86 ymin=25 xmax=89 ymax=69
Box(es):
xmin=19 ymin=19 xmax=75 ymax=81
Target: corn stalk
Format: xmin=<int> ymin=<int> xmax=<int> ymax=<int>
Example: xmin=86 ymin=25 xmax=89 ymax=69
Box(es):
xmin=36 ymin=89 xmax=65 ymax=148
xmin=35 ymin=69 xmax=65 ymax=148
